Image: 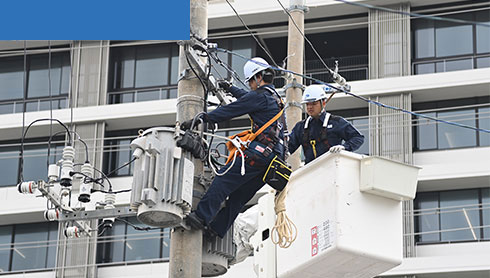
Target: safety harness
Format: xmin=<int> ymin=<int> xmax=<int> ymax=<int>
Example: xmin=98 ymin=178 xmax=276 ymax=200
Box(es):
xmin=301 ymin=113 xmax=331 ymax=159
xmin=225 ymin=86 xmax=286 ymax=165
xmin=253 ymin=86 xmax=286 ymax=157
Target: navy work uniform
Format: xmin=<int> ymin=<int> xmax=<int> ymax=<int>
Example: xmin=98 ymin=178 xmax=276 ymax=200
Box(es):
xmin=288 ymin=111 xmax=364 ymax=164
xmin=195 ymin=84 xmax=286 ymax=237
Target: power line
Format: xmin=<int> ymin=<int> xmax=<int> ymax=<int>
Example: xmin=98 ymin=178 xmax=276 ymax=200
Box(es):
xmin=275 ymin=0 xmax=335 ymax=77
xmin=334 ymin=0 xmax=490 ymax=27
xmin=224 ymin=0 xmax=279 ymax=67
xmin=0 ymin=110 xmax=489 ymax=153
xmin=216 ymin=48 xmax=490 ymax=134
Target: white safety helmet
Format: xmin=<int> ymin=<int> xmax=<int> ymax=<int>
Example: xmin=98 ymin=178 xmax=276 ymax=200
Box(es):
xmin=243 ymin=57 xmax=271 ymax=82
xmin=301 ymin=85 xmax=328 ymax=104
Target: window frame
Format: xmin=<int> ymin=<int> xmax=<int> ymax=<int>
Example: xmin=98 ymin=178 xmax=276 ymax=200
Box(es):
xmin=0 ymin=137 xmax=66 ymax=188
xmin=0 ymin=50 xmax=70 ymax=115
xmin=0 ymin=222 xmax=58 ymax=273
xmin=96 ymin=217 xmax=170 ymax=264
xmin=414 ymin=188 xmax=490 ymax=245
xmin=107 ymin=43 xmax=180 ymax=104
xmin=411 ymin=10 xmax=490 ymax=75
xmin=412 ymin=97 xmax=490 ymax=151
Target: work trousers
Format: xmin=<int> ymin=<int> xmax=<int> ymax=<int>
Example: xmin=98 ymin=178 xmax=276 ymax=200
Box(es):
xmin=195 ymin=143 xmax=276 ymax=237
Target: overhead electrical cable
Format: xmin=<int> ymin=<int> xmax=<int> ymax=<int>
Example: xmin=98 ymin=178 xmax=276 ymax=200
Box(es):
xmin=216 ymin=48 xmax=490 ymax=134
xmin=334 ymin=0 xmax=490 ymax=27
xmin=224 ymin=0 xmax=279 ymax=67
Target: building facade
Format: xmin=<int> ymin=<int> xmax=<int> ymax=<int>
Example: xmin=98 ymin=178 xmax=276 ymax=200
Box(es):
xmin=0 ymin=0 xmax=488 ymax=277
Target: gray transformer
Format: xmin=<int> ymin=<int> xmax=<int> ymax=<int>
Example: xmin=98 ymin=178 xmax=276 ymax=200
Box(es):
xmin=130 ymin=127 xmax=194 ymax=228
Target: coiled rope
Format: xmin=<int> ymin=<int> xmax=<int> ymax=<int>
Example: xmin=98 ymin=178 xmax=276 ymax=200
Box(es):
xmin=271 ymin=186 xmax=297 ymax=248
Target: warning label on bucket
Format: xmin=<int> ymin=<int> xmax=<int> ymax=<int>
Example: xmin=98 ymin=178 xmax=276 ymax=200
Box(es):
xmin=311 ymin=220 xmax=333 ymax=257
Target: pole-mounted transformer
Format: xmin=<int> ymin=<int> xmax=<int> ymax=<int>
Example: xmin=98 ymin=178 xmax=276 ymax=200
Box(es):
xmin=130 ymin=127 xmax=194 ymax=227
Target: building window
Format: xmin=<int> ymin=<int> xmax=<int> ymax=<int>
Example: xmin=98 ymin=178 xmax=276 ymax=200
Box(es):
xmin=0 ymin=139 xmax=64 ymax=187
xmin=96 ymin=217 xmax=170 ymax=264
xmin=107 ymin=43 xmax=179 ymax=104
xmin=413 ymin=98 xmax=490 ymax=151
xmin=103 ymin=129 xmax=145 ymax=177
xmin=414 ymin=188 xmax=490 ymax=244
xmin=332 ymin=108 xmax=369 ymax=155
xmin=256 ymin=28 xmax=368 ymax=87
xmin=304 ymin=55 xmax=369 ymax=85
xmin=208 ymin=37 xmax=254 ymax=89
xmin=412 ymin=10 xmax=490 ymax=74
xmin=0 ymin=222 xmax=58 ymax=273
xmin=349 ymin=117 xmax=369 ymax=155
xmin=0 ymin=51 xmax=70 ymax=115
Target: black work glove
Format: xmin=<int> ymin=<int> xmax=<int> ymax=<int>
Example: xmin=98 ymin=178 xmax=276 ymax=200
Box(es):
xmin=218 ymin=80 xmax=232 ymax=92
xmin=180 ymin=119 xmax=196 ymax=131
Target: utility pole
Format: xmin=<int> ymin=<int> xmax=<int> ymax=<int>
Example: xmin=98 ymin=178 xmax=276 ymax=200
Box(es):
xmin=169 ymin=0 xmax=207 ymax=277
xmin=285 ymin=0 xmax=307 ymax=170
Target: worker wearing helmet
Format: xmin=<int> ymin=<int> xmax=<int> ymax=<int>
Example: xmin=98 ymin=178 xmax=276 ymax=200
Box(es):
xmin=183 ymin=57 xmax=287 ymax=238
xmin=288 ymin=84 xmax=364 ymax=164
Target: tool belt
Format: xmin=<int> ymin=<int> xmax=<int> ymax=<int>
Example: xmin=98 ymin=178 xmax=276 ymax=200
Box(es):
xmin=263 ymin=155 xmax=291 ymax=191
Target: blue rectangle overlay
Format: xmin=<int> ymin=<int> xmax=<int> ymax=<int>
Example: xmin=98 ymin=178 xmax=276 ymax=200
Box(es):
xmin=1 ymin=0 xmax=190 ymax=40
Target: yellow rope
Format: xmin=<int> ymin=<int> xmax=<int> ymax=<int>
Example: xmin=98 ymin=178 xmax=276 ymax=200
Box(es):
xmin=271 ymin=186 xmax=297 ymax=248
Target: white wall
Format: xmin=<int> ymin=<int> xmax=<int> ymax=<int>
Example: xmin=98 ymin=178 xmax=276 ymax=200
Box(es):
xmin=414 ymin=147 xmax=490 ymax=191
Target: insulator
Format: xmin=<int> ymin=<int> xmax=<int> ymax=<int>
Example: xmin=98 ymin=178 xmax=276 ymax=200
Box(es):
xmin=60 ymin=146 xmax=75 ymax=187
xmin=17 ymin=181 xmax=37 ymax=194
xmin=78 ymin=183 xmax=91 ymax=203
xmin=102 ymin=218 xmax=115 ymax=228
xmin=132 ymin=148 xmax=144 ymax=159
xmin=48 ymin=164 xmax=60 ymax=182
xmin=44 ymin=209 xmax=59 ymax=221
xmin=60 ymin=187 xmax=71 ymax=209
xmin=104 ymin=193 xmax=116 ymax=209
xmin=332 ymin=72 xmax=347 ymax=86
xmin=64 ymin=226 xmax=81 ymax=238
xmin=78 ymin=163 xmax=93 ymax=203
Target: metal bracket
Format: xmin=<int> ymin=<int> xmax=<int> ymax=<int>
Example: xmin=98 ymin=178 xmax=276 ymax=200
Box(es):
xmin=183 ymin=42 xmax=232 ymax=106
xmin=178 ymin=68 xmax=193 ymax=82
xmin=59 ymin=206 xmax=137 ymax=221
xmin=72 ymin=220 xmax=93 ymax=237
xmin=285 ymin=101 xmax=303 ymax=111
xmin=37 ymin=181 xmax=62 ymax=208
xmin=287 ymin=4 xmax=309 ymax=13
xmin=283 ymin=80 xmax=305 ymax=91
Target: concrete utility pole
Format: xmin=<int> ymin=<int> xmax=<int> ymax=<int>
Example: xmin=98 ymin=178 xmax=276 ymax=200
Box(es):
xmin=285 ymin=0 xmax=307 ymax=171
xmin=169 ymin=0 xmax=207 ymax=277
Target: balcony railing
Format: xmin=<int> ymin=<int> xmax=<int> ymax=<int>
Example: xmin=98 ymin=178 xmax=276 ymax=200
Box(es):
xmin=412 ymin=54 xmax=490 ymax=75
xmin=411 ymin=202 xmax=490 ymax=244
xmin=108 ymin=86 xmax=178 ymax=104
xmin=305 ymin=55 xmax=369 ymax=84
xmin=0 ymin=96 xmax=68 ymax=115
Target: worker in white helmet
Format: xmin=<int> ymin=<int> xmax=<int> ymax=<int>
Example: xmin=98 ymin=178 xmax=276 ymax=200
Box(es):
xmin=183 ymin=57 xmax=287 ymax=238
xmin=288 ymin=84 xmax=364 ymax=164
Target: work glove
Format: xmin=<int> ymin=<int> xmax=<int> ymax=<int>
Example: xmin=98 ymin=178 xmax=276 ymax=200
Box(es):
xmin=180 ymin=119 xmax=197 ymax=131
xmin=329 ymin=145 xmax=345 ymax=153
xmin=180 ymin=113 xmax=209 ymax=131
xmin=218 ymin=80 xmax=232 ymax=92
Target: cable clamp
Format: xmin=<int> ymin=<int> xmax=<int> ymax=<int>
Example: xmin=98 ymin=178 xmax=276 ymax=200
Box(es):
xmin=283 ymin=80 xmax=305 ymax=91
xmin=285 ymin=101 xmax=303 ymax=111
xmin=287 ymin=4 xmax=309 ymax=13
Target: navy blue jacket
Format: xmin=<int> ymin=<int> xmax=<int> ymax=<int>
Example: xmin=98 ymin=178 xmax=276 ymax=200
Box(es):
xmin=288 ymin=111 xmax=364 ymax=164
xmin=207 ymin=84 xmax=286 ymax=156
